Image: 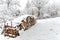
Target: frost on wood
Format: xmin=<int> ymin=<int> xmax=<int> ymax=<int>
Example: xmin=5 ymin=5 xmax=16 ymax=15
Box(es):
xmin=1 ymin=15 xmax=36 ymax=38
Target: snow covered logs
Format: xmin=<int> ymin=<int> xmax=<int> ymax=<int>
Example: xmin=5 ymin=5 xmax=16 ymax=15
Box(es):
xmin=2 ymin=16 xmax=36 ymax=38
xmin=2 ymin=21 xmax=19 ymax=38
xmin=16 ymin=16 xmax=36 ymax=31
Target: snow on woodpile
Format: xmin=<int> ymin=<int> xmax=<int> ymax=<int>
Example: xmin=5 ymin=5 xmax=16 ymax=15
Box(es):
xmin=5 ymin=15 xmax=36 ymax=27
xmin=1 ymin=15 xmax=36 ymax=38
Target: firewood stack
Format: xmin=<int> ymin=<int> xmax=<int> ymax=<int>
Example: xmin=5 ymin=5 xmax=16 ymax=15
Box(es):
xmin=2 ymin=21 xmax=19 ymax=38
xmin=16 ymin=16 xmax=36 ymax=31
xmin=2 ymin=15 xmax=36 ymax=38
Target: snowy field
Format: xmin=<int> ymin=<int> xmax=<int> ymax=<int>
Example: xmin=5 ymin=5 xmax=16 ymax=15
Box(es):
xmin=0 ymin=16 xmax=60 ymax=40
xmin=0 ymin=0 xmax=60 ymax=40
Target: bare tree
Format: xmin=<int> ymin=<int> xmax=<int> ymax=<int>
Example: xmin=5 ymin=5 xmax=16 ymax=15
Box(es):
xmin=25 ymin=0 xmax=31 ymax=15
xmin=0 ymin=0 xmax=21 ymax=22
xmin=47 ymin=4 xmax=58 ymax=18
xmin=3 ymin=0 xmax=21 ymax=18
xmin=31 ymin=0 xmax=49 ymax=19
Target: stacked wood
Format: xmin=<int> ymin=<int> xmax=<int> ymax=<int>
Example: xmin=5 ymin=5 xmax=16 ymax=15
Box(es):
xmin=2 ymin=21 xmax=19 ymax=38
xmin=2 ymin=15 xmax=36 ymax=38
xmin=26 ymin=16 xmax=36 ymax=26
xmin=16 ymin=16 xmax=36 ymax=31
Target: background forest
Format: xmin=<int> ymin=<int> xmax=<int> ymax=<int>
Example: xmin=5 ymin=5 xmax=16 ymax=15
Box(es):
xmin=0 ymin=0 xmax=60 ymax=23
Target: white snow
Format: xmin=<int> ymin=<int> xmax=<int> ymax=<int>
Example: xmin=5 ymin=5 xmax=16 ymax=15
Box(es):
xmin=5 ymin=15 xmax=36 ymax=27
xmin=0 ymin=15 xmax=60 ymax=40
xmin=19 ymin=17 xmax=60 ymax=40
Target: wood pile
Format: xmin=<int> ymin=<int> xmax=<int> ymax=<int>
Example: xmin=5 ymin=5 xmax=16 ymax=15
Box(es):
xmin=2 ymin=21 xmax=19 ymax=38
xmin=2 ymin=16 xmax=36 ymax=38
xmin=16 ymin=16 xmax=36 ymax=31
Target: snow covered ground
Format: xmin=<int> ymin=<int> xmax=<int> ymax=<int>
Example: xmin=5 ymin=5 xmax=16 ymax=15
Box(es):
xmin=19 ymin=17 xmax=60 ymax=40
xmin=0 ymin=16 xmax=60 ymax=40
